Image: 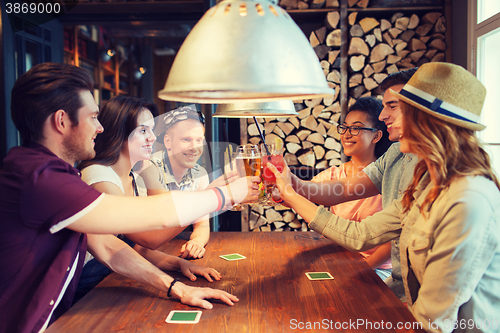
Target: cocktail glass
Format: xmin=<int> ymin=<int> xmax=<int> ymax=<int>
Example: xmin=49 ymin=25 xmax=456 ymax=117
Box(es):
xmin=260 ymin=143 xmax=285 ymax=206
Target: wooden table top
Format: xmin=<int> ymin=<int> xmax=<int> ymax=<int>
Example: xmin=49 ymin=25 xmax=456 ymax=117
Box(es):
xmin=46 ymin=231 xmax=423 ymax=332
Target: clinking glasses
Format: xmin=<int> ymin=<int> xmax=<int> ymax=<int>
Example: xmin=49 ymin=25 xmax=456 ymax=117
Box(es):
xmin=337 ymin=124 xmax=378 ymax=136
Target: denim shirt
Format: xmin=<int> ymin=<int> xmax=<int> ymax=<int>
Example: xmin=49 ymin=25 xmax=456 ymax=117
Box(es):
xmin=310 ymin=175 xmax=500 ymax=333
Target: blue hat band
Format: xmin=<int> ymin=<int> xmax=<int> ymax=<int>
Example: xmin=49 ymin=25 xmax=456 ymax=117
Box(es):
xmin=399 ymin=87 xmax=480 ymax=125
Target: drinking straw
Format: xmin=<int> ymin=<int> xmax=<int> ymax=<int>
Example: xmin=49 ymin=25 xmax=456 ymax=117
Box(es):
xmin=253 ymin=116 xmax=270 ymax=155
xmin=221 ymin=121 xmax=235 ymax=206
xmin=222 ymin=121 xmax=233 ymax=171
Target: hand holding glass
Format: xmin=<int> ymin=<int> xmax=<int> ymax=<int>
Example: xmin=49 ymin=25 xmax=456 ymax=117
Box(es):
xmin=225 ymin=145 xmax=261 ymax=210
xmin=236 ymin=145 xmax=262 ymax=205
xmin=260 ymin=143 xmax=284 ymax=205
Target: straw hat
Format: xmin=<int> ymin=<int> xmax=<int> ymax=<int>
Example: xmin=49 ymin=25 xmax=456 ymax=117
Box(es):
xmin=390 ymin=62 xmax=486 ymax=131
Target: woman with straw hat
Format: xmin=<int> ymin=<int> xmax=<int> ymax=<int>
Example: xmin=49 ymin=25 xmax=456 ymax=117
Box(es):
xmin=269 ymin=62 xmax=500 ymax=332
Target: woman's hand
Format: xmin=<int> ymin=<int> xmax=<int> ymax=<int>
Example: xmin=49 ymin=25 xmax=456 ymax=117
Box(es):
xmin=180 ymin=239 xmax=206 ymax=259
xmin=178 ymin=259 xmax=221 ymax=282
xmin=171 ymin=282 xmax=239 ymax=310
xmin=266 ymin=163 xmax=296 ymax=202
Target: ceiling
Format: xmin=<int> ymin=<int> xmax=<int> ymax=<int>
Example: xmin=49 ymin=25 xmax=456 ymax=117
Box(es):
xmin=56 ymin=0 xmax=328 ymax=50
xmin=58 ymin=0 xmax=210 ymax=49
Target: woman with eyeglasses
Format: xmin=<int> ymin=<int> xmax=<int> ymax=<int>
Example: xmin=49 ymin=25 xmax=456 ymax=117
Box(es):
xmin=311 ymin=97 xmax=393 ymax=279
xmin=269 ymin=63 xmax=500 ymax=331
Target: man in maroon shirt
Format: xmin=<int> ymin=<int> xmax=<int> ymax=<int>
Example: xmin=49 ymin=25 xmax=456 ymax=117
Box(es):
xmin=0 ymin=63 xmax=258 ymax=333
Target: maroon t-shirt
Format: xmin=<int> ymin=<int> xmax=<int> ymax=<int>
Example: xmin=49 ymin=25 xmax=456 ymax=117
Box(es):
xmin=0 ymin=143 xmax=102 ymax=333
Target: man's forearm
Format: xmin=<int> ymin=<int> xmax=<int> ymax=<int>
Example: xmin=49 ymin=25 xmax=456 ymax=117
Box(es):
xmin=133 ymin=244 xmax=181 ymax=271
xmin=89 ymin=235 xmax=175 ymax=294
xmin=105 ymin=244 xmax=188 ymax=301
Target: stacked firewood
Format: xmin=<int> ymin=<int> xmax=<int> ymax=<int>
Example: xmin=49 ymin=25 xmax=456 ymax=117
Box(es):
xmin=278 ymin=0 xmax=369 ymax=10
xmin=244 ymin=10 xmax=446 ymax=232
xmin=343 ymin=11 xmax=446 ymax=101
xmin=246 ymin=111 xmax=342 ymax=170
xmin=243 ymin=110 xmax=341 ymax=231
xmin=244 ymin=203 xmax=309 ymax=232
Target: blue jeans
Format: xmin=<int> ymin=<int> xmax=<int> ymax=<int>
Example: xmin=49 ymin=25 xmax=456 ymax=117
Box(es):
xmin=375 ymin=268 xmax=392 ymax=281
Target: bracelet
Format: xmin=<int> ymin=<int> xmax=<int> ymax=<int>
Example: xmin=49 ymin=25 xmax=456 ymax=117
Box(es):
xmin=215 ymin=187 xmax=226 ymax=209
xmin=211 ymin=187 xmax=225 ymax=211
xmin=167 ymin=278 xmax=180 ymax=298
xmin=211 ymin=188 xmax=222 ymax=211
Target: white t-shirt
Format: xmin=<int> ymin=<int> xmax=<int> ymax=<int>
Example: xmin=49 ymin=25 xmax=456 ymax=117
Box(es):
xmin=80 ymin=164 xmax=146 ymax=265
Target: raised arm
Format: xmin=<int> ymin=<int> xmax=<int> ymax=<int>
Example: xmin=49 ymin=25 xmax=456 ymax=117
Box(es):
xmin=66 ymin=175 xmax=260 ymax=234
xmin=291 ymin=171 xmax=379 ymax=207
xmin=267 ymin=163 xmax=400 ymax=250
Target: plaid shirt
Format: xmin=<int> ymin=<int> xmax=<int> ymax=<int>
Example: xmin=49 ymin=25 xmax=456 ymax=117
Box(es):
xmin=149 ymin=150 xmax=205 ymax=192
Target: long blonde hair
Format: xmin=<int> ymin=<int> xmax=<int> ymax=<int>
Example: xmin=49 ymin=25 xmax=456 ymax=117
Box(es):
xmin=401 ymin=101 xmax=500 ymax=214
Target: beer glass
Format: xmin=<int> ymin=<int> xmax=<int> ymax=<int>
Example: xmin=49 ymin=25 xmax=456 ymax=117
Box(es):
xmin=223 ymin=150 xmax=244 ymax=211
xmin=236 ymin=145 xmax=261 ymax=177
xmin=235 ymin=144 xmax=262 ymax=205
xmin=224 ymin=144 xmax=261 ymax=210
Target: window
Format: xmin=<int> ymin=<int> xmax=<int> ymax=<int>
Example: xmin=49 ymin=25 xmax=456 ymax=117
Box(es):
xmin=15 ymin=24 xmax=54 ymax=73
xmin=477 ymin=0 xmax=500 ymax=23
xmin=469 ymin=0 xmax=500 ymax=174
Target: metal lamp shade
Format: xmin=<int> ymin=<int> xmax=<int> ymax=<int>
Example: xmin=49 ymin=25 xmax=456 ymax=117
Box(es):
xmin=158 ymin=0 xmax=334 ymax=103
xmin=214 ymin=100 xmax=297 ymax=117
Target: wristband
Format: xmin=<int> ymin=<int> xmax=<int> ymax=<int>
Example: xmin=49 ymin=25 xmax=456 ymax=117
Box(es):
xmin=215 ymin=187 xmax=226 ymax=209
xmin=167 ymin=278 xmax=180 ymax=298
xmin=211 ymin=187 xmax=225 ymax=211
xmin=210 ymin=188 xmax=223 ymax=211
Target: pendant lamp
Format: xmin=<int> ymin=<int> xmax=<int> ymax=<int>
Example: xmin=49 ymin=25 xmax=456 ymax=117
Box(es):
xmin=158 ymin=0 xmax=334 ymax=104
xmin=213 ymin=100 xmax=297 ymax=117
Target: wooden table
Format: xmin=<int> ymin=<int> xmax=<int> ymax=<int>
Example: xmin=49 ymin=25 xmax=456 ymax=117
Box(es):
xmin=46 ymin=232 xmax=423 ymax=332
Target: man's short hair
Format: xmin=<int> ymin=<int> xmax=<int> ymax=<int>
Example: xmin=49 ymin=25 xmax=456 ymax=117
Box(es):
xmin=380 ymin=67 xmax=418 ymax=92
xmin=11 ymin=62 xmax=94 ymax=145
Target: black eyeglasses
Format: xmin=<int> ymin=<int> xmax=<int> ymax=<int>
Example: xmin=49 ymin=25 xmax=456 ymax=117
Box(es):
xmin=337 ymin=124 xmax=378 ymax=136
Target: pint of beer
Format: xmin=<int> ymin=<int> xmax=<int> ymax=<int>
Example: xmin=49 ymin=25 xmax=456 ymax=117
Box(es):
xmin=236 ymin=145 xmax=261 ymax=177
xmin=235 ymin=145 xmax=262 ymax=204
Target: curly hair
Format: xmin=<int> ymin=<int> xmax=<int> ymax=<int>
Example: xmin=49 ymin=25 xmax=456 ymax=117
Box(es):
xmin=346 ymin=97 xmax=392 ymax=158
xmin=400 ymin=101 xmax=500 ymax=214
